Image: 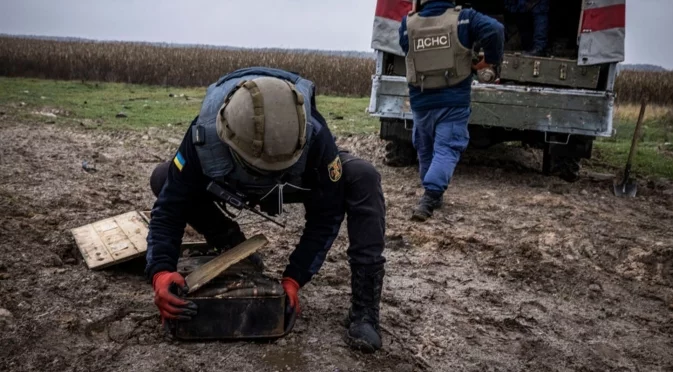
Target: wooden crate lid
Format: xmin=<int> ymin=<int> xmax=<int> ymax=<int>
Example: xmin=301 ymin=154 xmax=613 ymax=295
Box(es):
xmin=70 ymin=211 xmax=149 ymax=270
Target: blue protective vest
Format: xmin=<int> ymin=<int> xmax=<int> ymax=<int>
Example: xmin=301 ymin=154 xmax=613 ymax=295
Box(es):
xmin=193 ymin=67 xmax=318 ymax=200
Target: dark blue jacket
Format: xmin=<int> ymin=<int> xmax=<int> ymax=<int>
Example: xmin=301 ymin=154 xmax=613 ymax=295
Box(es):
xmin=399 ymin=1 xmax=504 ymax=111
xmin=145 ymin=108 xmax=345 ymax=287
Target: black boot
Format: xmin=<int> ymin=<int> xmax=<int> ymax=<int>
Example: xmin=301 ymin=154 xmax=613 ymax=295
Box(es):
xmin=411 ymin=190 xmax=443 ymax=222
xmin=523 ymin=48 xmax=546 ymax=57
xmin=346 ymin=264 xmax=385 ymax=353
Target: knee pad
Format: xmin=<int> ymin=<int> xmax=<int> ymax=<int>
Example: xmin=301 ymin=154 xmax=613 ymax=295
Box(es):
xmin=150 ymin=161 xmax=171 ymax=197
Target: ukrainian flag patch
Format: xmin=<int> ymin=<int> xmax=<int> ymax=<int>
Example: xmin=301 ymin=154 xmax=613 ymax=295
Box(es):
xmin=173 ymin=151 xmax=186 ymax=171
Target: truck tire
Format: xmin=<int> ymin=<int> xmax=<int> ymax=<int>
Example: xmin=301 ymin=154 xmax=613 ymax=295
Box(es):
xmin=558 ymin=156 xmax=581 ymax=183
xmin=542 ymin=152 xmax=581 ymax=183
xmin=542 ymin=135 xmax=591 ymax=183
xmin=384 ymin=140 xmax=417 ymax=167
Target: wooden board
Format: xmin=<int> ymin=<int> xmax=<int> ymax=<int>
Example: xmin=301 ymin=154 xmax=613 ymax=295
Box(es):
xmin=185 ymin=234 xmax=268 ymax=294
xmin=70 ymin=211 xmax=149 ymax=270
xmin=177 ymin=256 xmax=259 ymax=277
xmin=72 ymin=210 xmax=216 ymax=270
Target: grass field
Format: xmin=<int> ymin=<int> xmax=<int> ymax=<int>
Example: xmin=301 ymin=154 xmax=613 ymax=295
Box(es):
xmin=595 ymin=104 xmax=673 ymax=179
xmin=0 ymin=77 xmax=379 ymax=134
xmin=0 ymin=77 xmax=671 ymax=179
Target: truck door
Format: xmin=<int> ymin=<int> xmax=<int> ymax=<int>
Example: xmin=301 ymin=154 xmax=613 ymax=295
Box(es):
xmin=371 ymin=0 xmax=412 ymax=56
xmin=577 ymin=0 xmax=626 ymax=66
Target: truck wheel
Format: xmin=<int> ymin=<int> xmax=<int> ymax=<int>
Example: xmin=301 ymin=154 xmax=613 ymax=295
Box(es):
xmin=384 ymin=140 xmax=417 ymax=167
xmin=558 ymin=157 xmax=581 ymax=183
xmin=542 ymin=152 xmax=581 ymax=183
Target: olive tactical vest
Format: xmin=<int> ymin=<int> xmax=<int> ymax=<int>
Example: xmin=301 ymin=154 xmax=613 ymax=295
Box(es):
xmin=192 ymin=68 xmax=317 ymax=200
xmin=405 ymin=7 xmax=473 ymax=90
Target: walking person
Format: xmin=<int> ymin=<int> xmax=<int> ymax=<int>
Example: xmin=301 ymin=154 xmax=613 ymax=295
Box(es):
xmin=399 ymin=0 xmax=505 ymax=221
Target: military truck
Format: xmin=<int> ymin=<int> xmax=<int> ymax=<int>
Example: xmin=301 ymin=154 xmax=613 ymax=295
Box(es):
xmin=368 ymin=0 xmax=626 ymax=181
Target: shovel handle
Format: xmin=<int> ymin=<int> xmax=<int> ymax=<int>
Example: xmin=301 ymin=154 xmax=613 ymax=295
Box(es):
xmin=626 ymin=99 xmax=648 ymax=170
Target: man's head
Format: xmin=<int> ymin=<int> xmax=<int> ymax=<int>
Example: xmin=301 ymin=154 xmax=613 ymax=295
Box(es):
xmin=411 ymin=0 xmax=442 ymax=13
xmin=216 ymin=77 xmax=307 ymax=173
xmin=416 ymin=0 xmax=451 ymax=8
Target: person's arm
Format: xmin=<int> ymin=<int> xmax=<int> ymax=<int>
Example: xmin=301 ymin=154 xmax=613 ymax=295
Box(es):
xmin=145 ymin=121 xmax=209 ymax=280
xmin=466 ymin=10 xmax=505 ymax=65
xmin=399 ymin=15 xmax=410 ymax=54
xmin=282 ymin=117 xmax=346 ymax=287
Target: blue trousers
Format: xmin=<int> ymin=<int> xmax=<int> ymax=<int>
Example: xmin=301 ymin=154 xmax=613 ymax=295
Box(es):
xmin=412 ymin=107 xmax=471 ymax=193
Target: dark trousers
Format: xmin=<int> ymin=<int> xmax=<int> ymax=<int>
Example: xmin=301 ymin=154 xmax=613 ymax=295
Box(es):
xmin=149 ymin=152 xmax=386 ymax=268
xmin=505 ymin=12 xmax=549 ymax=52
xmin=338 ymin=152 xmax=386 ymax=267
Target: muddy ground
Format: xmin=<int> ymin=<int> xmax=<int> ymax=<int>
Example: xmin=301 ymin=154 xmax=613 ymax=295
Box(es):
xmin=1 ymin=116 xmax=673 ymax=372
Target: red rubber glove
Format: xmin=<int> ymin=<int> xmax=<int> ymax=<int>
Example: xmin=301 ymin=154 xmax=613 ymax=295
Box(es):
xmin=282 ymin=277 xmax=301 ymax=315
xmin=152 ymin=271 xmax=197 ymax=322
xmin=473 ymin=58 xmax=492 ymax=71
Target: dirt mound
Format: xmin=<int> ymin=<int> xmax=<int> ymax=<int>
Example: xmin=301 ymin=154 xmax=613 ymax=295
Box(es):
xmin=1 ymin=120 xmax=672 ymax=372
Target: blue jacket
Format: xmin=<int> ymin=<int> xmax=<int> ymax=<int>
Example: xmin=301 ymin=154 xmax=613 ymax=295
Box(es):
xmin=399 ymin=1 xmax=504 ymax=111
xmin=146 ymin=96 xmax=345 ymax=287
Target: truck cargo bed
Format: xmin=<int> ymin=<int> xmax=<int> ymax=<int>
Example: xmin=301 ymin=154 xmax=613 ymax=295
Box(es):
xmin=368 ymin=74 xmax=614 ymax=137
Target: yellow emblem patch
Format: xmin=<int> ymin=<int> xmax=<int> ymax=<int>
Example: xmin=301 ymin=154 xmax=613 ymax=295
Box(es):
xmin=328 ymin=155 xmax=342 ymax=182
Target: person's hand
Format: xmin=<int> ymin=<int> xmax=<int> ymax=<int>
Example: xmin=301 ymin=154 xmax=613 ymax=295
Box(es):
xmin=152 ymin=271 xmax=197 ymax=323
xmin=282 ymin=277 xmax=301 ymax=315
xmin=473 ymin=58 xmax=499 ymax=83
xmin=473 ymin=58 xmax=492 ymax=71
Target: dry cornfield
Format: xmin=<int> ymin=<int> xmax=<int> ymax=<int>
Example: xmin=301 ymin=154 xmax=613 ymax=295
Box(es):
xmin=1 ymin=36 xmax=671 ymax=104
xmin=614 ymin=70 xmax=673 ymax=105
xmin=0 ymin=37 xmax=374 ymax=97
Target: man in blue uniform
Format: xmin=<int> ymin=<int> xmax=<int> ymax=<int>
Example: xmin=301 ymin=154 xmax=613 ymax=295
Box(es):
xmin=504 ymin=0 xmax=550 ymax=56
xmin=399 ymin=0 xmax=504 ymax=221
xmin=146 ymin=68 xmax=386 ymax=353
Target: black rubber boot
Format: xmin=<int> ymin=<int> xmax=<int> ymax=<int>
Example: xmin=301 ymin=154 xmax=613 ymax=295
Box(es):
xmin=345 ymin=264 xmax=385 ymax=353
xmin=523 ymin=48 xmax=546 ymax=57
xmin=411 ymin=190 xmax=443 ymax=222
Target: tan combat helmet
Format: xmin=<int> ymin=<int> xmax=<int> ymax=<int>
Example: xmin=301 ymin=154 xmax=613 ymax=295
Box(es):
xmin=216 ymin=77 xmax=307 ymax=172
